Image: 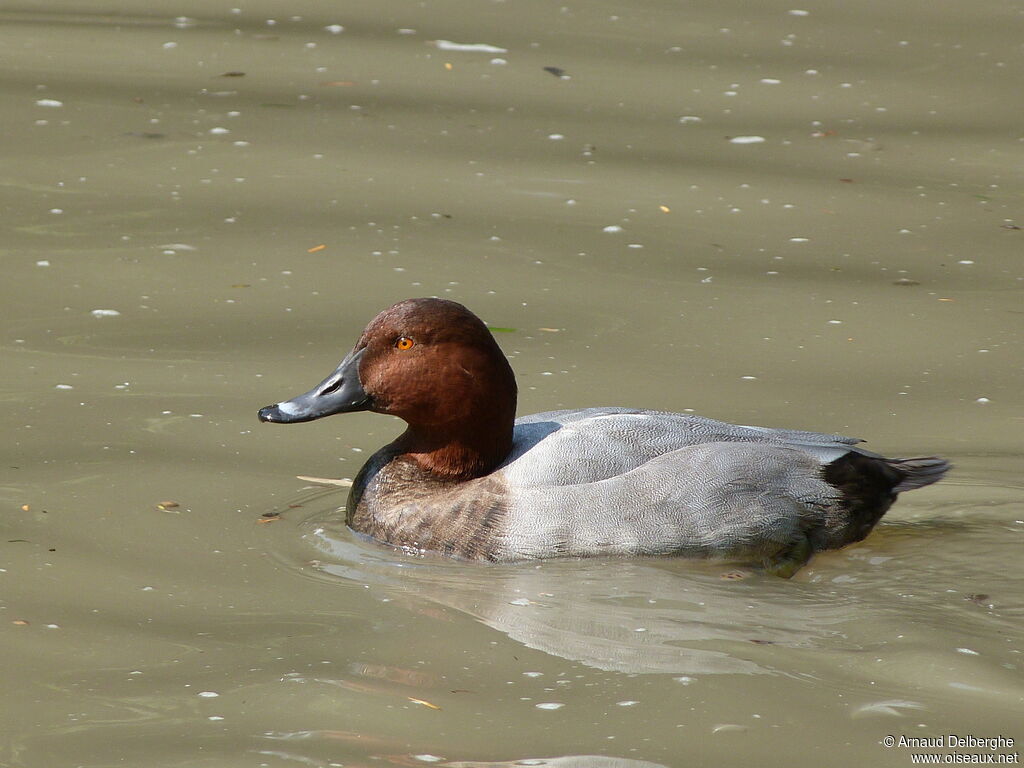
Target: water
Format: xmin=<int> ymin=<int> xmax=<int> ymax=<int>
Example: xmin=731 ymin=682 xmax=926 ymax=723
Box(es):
xmin=2 ymin=1 xmax=1022 ymax=766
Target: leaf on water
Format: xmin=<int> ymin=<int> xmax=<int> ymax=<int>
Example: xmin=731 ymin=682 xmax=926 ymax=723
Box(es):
xmin=306 ymin=244 xmax=327 ymax=253
xmin=219 ymin=71 xmax=246 ymax=77
xmin=407 ymin=697 xmax=442 ymax=710
xmin=13 ymin=619 xmax=29 ymax=626
xmin=319 ymin=81 xmax=355 ymax=87
xmin=257 ymin=513 xmax=281 ymax=524
xmin=486 ymin=326 xmax=516 ymax=333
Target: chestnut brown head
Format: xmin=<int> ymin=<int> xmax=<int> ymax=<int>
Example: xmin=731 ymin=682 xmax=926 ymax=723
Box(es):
xmin=259 ymin=298 xmax=517 ymax=441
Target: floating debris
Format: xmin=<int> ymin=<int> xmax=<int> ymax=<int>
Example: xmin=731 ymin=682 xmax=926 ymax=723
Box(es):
xmin=295 ymin=475 xmax=352 ymax=487
xmin=408 ymin=697 xmax=442 ymax=710
xmin=434 ymin=40 xmax=507 ymax=53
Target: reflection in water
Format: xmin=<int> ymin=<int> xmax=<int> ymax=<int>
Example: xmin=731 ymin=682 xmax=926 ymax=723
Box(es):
xmin=297 ymin=507 xmax=851 ymax=676
xmin=443 ymin=759 xmax=667 ymax=768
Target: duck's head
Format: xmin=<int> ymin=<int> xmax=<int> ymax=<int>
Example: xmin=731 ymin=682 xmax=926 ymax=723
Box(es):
xmin=258 ymin=298 xmax=518 ymax=474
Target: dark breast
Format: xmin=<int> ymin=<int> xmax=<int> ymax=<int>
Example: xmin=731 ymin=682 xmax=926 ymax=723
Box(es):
xmin=346 ymin=450 xmax=509 ymax=560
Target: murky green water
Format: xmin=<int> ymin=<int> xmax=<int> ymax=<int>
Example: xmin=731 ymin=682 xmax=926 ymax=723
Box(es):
xmin=2 ymin=1 xmax=1022 ymax=766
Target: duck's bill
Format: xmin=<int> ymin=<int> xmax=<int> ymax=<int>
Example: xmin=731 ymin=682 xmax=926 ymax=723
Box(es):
xmin=258 ymin=348 xmax=371 ymax=424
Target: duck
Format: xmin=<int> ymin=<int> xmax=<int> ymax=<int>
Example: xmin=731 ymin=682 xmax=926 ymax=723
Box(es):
xmin=258 ymin=298 xmax=949 ymax=576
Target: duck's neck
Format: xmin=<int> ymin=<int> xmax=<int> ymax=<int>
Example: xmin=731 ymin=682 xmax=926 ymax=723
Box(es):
xmin=395 ymin=416 xmax=514 ymax=481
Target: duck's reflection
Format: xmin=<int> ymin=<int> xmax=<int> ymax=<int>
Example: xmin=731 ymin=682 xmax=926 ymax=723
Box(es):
xmin=305 ymin=519 xmax=849 ymax=676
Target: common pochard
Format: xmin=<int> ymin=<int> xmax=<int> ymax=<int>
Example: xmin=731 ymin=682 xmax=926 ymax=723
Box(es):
xmin=258 ymin=298 xmax=949 ymax=576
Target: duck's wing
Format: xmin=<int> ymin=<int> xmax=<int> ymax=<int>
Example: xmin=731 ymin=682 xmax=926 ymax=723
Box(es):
xmin=499 ymin=439 xmax=835 ymax=562
xmin=505 ymin=407 xmax=863 ymax=487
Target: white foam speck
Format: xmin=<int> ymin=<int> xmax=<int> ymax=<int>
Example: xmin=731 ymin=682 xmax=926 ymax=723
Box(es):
xmin=536 ymin=702 xmax=564 ymax=710
xmin=35 ymin=98 xmax=63 ymax=107
xmin=788 ymin=9 xmax=810 ymax=16
xmin=91 ymin=309 xmax=121 ymax=318
xmin=324 ymin=24 xmax=345 ymax=34
xmin=730 ymin=135 xmax=765 ymax=144
xmin=602 ymin=225 xmax=623 ymax=233
xmin=198 ymin=691 xmax=220 ymax=698
xmin=434 ymin=40 xmax=507 ymax=53
xmin=55 ymin=384 xmax=74 ymax=390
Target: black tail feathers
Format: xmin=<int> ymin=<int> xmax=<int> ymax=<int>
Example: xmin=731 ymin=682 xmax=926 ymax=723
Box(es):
xmin=889 ymin=456 xmax=951 ymax=493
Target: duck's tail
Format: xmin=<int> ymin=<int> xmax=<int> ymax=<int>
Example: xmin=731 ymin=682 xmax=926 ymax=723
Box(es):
xmin=889 ymin=456 xmax=951 ymax=493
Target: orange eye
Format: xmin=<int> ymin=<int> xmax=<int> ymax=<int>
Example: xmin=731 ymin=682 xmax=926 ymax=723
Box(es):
xmin=395 ymin=336 xmax=415 ymax=351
